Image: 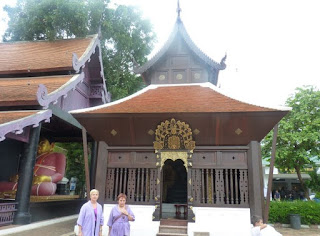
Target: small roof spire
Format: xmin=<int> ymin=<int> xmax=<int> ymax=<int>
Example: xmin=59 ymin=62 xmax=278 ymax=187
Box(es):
xmin=177 ymin=0 xmax=182 ymax=19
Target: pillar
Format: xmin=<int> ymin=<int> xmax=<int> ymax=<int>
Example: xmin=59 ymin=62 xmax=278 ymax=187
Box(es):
xmin=14 ymin=125 xmax=41 ymax=224
xmin=90 ymin=141 xmax=98 ymax=189
xmin=247 ymin=141 xmax=264 ymax=219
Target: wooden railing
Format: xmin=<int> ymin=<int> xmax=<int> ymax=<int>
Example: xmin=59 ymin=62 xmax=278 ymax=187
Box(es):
xmin=105 ymin=168 xmax=158 ymax=203
xmin=191 ymin=168 xmax=249 ymax=207
xmin=0 ymin=202 xmax=18 ymax=226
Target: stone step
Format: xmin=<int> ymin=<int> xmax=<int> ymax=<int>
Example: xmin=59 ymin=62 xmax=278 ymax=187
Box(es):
xmin=160 ymin=219 xmax=188 ymax=226
xmin=159 ymin=225 xmax=188 ymax=234
xmin=156 ymin=233 xmax=188 ymax=236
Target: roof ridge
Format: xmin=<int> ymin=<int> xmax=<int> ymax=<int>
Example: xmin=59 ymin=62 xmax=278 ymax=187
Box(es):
xmin=0 ymin=34 xmax=97 ymax=45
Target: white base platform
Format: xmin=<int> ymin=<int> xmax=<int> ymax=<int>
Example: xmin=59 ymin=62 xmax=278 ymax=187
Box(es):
xmin=103 ymin=205 xmax=251 ymax=236
xmin=188 ymin=207 xmax=251 ymax=236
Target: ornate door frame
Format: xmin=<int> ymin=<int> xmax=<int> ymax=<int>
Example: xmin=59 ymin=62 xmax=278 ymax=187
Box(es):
xmin=152 ymin=118 xmax=195 ymax=222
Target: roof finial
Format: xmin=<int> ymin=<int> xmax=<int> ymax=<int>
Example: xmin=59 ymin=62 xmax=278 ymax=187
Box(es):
xmin=177 ymin=0 xmax=182 ymax=19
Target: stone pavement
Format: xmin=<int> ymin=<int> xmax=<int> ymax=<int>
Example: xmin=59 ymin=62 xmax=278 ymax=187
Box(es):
xmin=274 ymin=225 xmax=320 ymax=236
xmin=1 ymin=215 xmax=320 ymax=236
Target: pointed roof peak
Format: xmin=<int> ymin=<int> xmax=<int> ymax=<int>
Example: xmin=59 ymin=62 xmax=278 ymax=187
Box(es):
xmin=177 ymin=0 xmax=182 ymax=20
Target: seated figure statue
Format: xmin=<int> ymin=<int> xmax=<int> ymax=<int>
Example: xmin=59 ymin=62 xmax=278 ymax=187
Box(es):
xmin=0 ymin=138 xmax=66 ymax=196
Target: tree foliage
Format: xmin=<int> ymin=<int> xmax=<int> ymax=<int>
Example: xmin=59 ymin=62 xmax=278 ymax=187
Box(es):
xmin=3 ymin=0 xmax=155 ymax=100
xmin=262 ymin=86 xmax=320 ymax=198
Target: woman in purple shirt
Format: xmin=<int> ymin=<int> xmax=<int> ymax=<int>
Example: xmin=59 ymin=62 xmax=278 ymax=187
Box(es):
xmin=107 ymin=193 xmax=135 ymax=236
xmin=77 ymin=189 xmax=104 ymax=236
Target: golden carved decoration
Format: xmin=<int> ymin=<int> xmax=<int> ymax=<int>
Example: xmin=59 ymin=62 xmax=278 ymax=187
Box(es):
xmin=189 ymin=179 xmax=192 ymax=185
xmin=148 ymin=129 xmax=154 ymax=136
xmin=188 ymin=162 xmax=192 ymax=167
xmin=235 ymin=128 xmax=243 ymax=135
xmin=193 ymin=129 xmax=200 ymax=135
xmin=176 ymin=74 xmax=183 ymax=80
xmin=153 ymin=118 xmax=195 ymax=151
xmin=189 ymin=206 xmax=193 ymax=210
xmin=157 ymin=178 xmax=160 ymax=184
xmin=156 ymin=162 xmax=160 ymax=167
xmin=168 ymin=135 xmax=180 ymax=149
xmin=155 ymin=205 xmax=158 ymax=209
xmin=190 ymin=197 xmax=194 ymax=202
xmin=192 ymin=217 xmax=195 ymax=221
xmin=159 ymin=74 xmax=166 ymax=81
xmin=155 ymin=197 xmax=158 ymax=201
xmin=161 ymin=152 xmax=188 ymax=171
xmin=110 ymin=129 xmax=117 ymax=136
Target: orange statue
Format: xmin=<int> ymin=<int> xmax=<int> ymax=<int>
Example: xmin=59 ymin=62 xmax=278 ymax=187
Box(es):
xmin=0 ymin=138 xmax=66 ymax=197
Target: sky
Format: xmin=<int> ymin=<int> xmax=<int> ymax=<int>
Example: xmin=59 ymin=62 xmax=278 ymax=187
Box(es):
xmin=1 ymin=0 xmax=320 ymax=107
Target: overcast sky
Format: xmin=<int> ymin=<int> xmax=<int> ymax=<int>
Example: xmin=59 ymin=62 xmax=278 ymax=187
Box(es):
xmin=1 ymin=0 xmax=320 ymax=107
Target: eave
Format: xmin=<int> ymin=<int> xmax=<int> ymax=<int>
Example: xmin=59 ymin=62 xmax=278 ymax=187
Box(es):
xmin=0 ymin=110 xmax=52 ymax=142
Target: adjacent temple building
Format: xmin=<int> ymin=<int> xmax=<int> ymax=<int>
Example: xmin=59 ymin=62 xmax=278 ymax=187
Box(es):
xmin=71 ymin=5 xmax=290 ymax=236
xmin=0 ymin=35 xmax=109 ymax=224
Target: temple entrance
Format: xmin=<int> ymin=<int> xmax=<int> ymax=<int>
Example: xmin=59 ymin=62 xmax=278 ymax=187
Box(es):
xmin=161 ymin=159 xmax=187 ymax=219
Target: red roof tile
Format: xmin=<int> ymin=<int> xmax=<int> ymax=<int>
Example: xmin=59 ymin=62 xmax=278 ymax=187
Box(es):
xmin=0 ymin=75 xmax=73 ymax=106
xmin=76 ymin=84 xmax=286 ymax=114
xmin=0 ymin=36 xmax=95 ymax=74
xmin=0 ymin=111 xmax=39 ymax=125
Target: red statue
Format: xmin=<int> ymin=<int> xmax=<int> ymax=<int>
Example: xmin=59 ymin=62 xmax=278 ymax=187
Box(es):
xmin=0 ymin=138 xmax=66 ymax=197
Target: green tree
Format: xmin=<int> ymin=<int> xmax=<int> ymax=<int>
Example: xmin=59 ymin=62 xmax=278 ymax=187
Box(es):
xmin=262 ymin=86 xmax=320 ymax=199
xmin=3 ymin=0 xmax=155 ymax=100
xmin=56 ymin=142 xmax=91 ymax=195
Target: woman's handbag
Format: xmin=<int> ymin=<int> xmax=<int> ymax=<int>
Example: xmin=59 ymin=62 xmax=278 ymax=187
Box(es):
xmin=74 ymin=225 xmax=79 ymax=235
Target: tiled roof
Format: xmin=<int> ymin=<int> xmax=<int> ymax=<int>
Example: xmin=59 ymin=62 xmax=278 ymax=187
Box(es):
xmin=0 ymin=35 xmax=96 ymax=74
xmin=0 ymin=111 xmax=39 ymax=125
xmin=71 ymin=83 xmax=290 ymax=114
xmin=0 ymin=75 xmax=73 ymax=106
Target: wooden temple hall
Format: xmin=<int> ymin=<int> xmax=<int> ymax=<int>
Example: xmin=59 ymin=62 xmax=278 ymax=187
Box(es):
xmin=0 ymin=34 xmax=109 ymax=225
xmin=70 ymin=5 xmax=290 ymax=236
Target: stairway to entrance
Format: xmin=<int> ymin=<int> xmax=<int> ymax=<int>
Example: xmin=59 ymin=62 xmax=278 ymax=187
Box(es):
xmin=156 ymin=219 xmax=188 ymax=236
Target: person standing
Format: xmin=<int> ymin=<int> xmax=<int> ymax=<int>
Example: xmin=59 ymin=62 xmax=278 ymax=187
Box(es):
xmin=107 ymin=193 xmax=135 ymax=236
xmin=274 ymin=190 xmax=281 ymax=201
xmin=77 ymin=189 xmax=104 ymax=236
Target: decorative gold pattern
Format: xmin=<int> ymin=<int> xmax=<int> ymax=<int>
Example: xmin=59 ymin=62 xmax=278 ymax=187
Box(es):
xmin=176 ymin=74 xmax=183 ymax=80
xmin=110 ymin=129 xmax=117 ymax=136
xmin=159 ymin=75 xmax=166 ymax=81
xmin=235 ymin=128 xmax=243 ymax=135
xmin=148 ymin=129 xmax=154 ymax=135
xmin=189 ymin=179 xmax=192 ymax=185
xmin=161 ymin=152 xmax=188 ymax=171
xmin=192 ymin=217 xmax=195 ymax=221
xmin=189 ymin=206 xmax=193 ymax=210
xmin=188 ymin=162 xmax=192 ymax=167
xmin=156 ymin=162 xmax=160 ymax=166
xmin=168 ymin=135 xmax=180 ymax=149
xmin=153 ymin=118 xmax=195 ymax=151
xmin=155 ymin=205 xmax=158 ymax=209
xmin=157 ymin=178 xmax=160 ymax=184
xmin=190 ymin=197 xmax=194 ymax=202
xmin=155 ymin=197 xmax=158 ymax=201
xmin=193 ymin=129 xmax=200 ymax=135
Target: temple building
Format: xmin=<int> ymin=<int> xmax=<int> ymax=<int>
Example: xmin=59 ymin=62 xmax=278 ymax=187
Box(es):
xmin=0 ymin=34 xmax=109 ymax=225
xmin=70 ymin=9 xmax=290 ymax=236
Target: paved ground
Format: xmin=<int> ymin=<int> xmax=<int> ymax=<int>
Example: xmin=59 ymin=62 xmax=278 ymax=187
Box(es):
xmin=1 ymin=217 xmax=320 ymax=235
xmin=274 ymin=226 xmax=320 ymax=236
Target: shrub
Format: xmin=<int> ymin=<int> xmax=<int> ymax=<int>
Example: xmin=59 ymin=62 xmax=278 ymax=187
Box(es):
xmin=268 ymin=200 xmax=320 ymax=225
